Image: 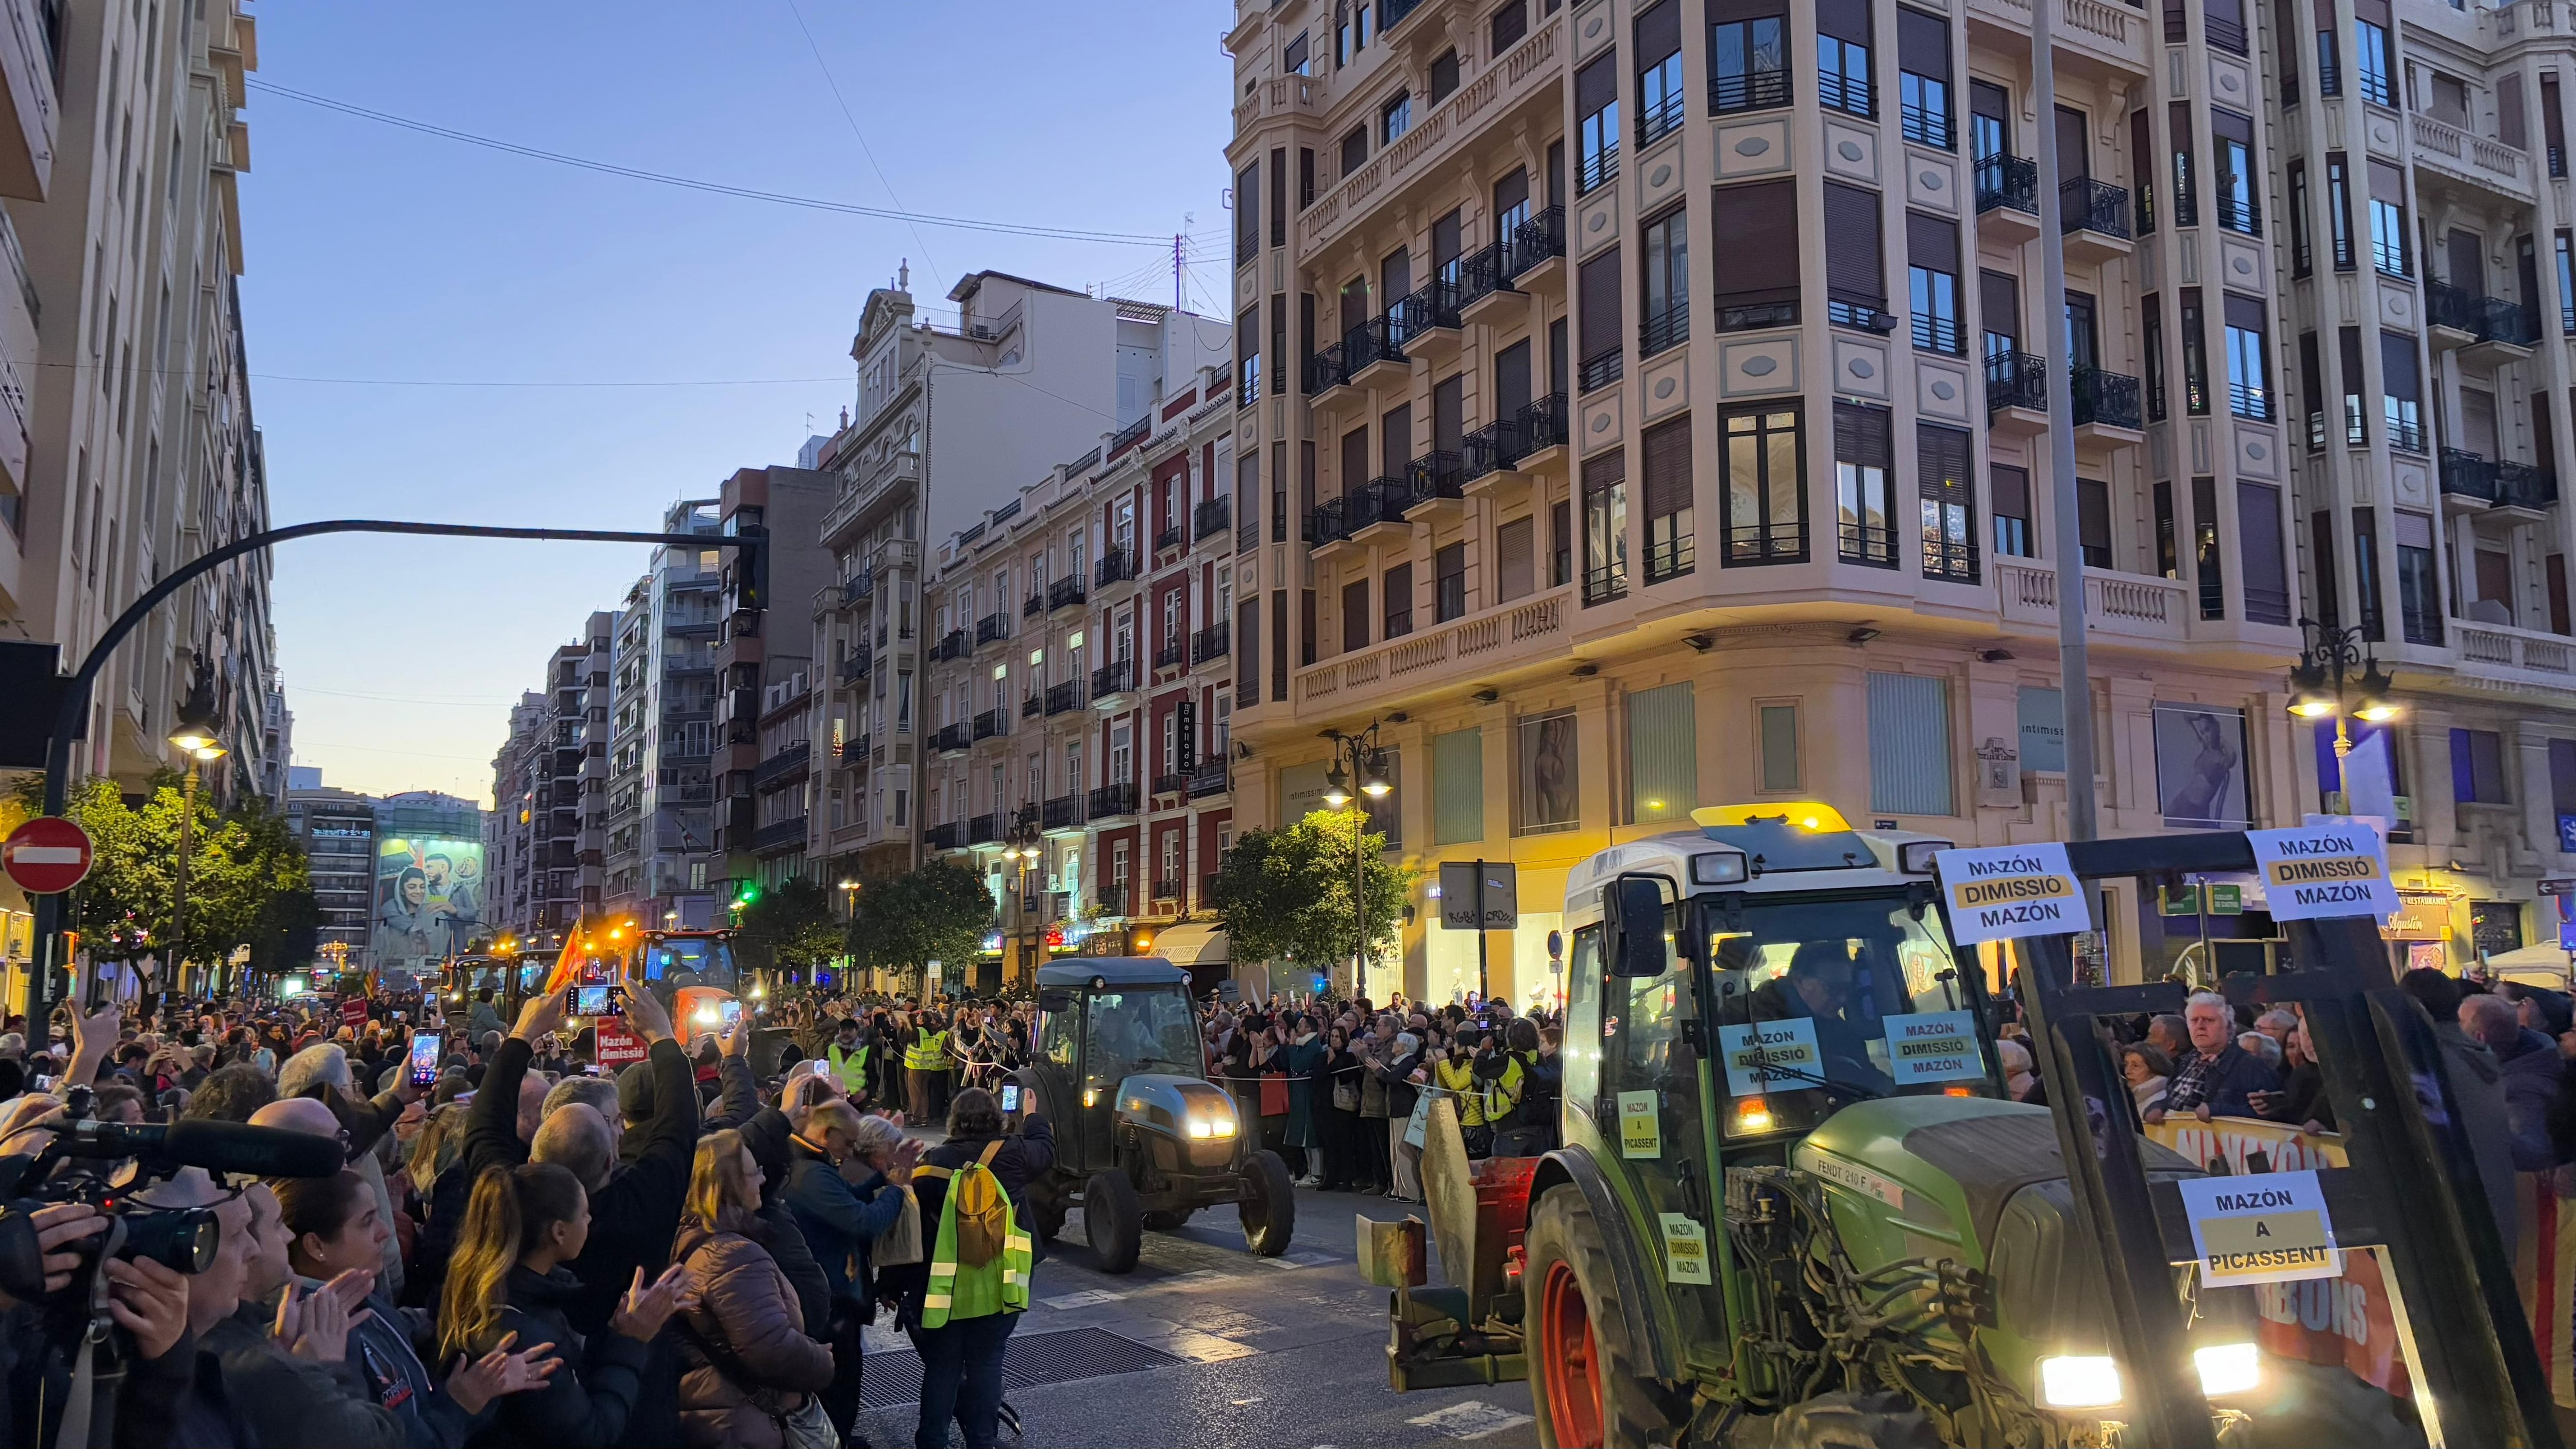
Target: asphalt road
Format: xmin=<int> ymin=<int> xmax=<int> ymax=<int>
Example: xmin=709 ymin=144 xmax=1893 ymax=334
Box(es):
xmin=850 ymin=1182 xmax=1544 ymax=1449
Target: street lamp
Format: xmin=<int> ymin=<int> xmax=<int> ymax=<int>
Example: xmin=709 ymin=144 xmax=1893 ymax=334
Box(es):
xmin=2285 ymin=618 xmax=2399 ymax=760
xmin=168 ymin=732 xmax=227 ymax=999
xmin=999 ymin=809 xmax=1043 ymax=984
xmin=1321 ymin=722 xmax=1396 ymax=994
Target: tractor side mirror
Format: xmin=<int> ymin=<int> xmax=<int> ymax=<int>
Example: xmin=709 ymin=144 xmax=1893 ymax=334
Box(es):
xmin=1604 ymin=875 xmax=1671 ymax=978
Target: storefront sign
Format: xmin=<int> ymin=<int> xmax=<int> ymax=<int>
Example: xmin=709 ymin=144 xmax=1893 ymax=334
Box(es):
xmin=1933 ymin=842 xmax=2091 ymax=945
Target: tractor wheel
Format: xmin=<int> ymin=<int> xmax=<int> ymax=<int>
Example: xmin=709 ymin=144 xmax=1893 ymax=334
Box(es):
xmin=1763 ymin=1391 xmax=1943 ymax=1448
xmin=1141 ymin=1208 xmax=1195 ymax=1231
xmin=1083 ymin=1170 xmax=1143 ymax=1274
xmin=1239 ymin=1150 xmax=1297 ymax=1257
xmin=1030 ymin=1183 xmax=1066 ymax=1243
xmin=1523 ymin=1186 xmax=1681 ymax=1449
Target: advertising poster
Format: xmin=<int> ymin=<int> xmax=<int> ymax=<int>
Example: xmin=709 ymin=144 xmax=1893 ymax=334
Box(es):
xmin=372 ymin=837 xmax=484 ymax=975
xmin=2154 ymin=702 xmax=2251 ymax=829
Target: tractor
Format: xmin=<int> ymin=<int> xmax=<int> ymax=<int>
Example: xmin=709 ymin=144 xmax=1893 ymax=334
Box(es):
xmin=1360 ymin=804 xmax=2556 ymax=1448
xmin=1010 ymin=958 xmax=1297 ymax=1273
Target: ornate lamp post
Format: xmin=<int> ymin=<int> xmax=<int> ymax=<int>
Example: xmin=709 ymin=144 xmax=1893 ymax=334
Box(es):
xmin=2285 ymin=618 xmax=2399 ymax=760
xmin=1319 ymin=722 xmax=1394 ymax=995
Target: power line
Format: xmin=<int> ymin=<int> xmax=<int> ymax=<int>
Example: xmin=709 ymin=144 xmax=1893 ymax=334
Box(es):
xmin=779 ymin=0 xmax=942 ymax=293
xmin=246 ymin=79 xmax=1173 ymax=247
xmin=29 ymin=359 xmax=846 ymax=388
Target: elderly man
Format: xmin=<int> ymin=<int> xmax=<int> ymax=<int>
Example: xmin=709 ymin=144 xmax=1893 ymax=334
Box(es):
xmin=2461 ymin=991 xmax=2566 ymax=1171
xmin=2146 ymin=992 xmax=2278 ymax=1123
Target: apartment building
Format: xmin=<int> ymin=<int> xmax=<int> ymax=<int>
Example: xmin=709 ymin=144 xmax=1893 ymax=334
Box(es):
xmin=916 ymin=363 xmax=1244 ymax=990
xmin=601 ymin=499 xmax=727 ymax=927
xmin=285 ymin=782 xmax=374 ymax=968
xmin=713 ymin=466 xmax=829 ymax=898
xmin=805 ymin=269 xmax=1232 ymax=897
xmin=0 ymin=0 xmax=277 ymax=803
xmin=1218 ymin=0 xmax=2576 ymax=1000
xmin=484 ymin=617 xmax=612 ymax=950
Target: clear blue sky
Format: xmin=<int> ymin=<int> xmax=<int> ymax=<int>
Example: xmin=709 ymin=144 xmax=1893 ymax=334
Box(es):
xmin=246 ymin=2 xmax=1235 ymax=804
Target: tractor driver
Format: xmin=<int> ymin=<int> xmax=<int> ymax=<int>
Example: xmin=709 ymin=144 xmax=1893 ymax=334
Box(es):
xmin=1750 ymin=941 xmax=1895 ymax=1097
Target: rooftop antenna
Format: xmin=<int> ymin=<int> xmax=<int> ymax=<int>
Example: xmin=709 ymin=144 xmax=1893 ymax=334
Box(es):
xmin=898 ymin=259 xmax=909 ymax=290
xmin=1174 ymin=233 xmax=1185 ymax=311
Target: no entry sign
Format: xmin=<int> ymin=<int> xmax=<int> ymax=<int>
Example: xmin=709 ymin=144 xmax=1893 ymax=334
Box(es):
xmin=2 ymin=816 xmax=93 ymax=894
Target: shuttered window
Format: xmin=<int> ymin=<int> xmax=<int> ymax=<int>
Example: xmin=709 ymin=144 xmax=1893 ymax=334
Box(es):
xmin=1236 ymin=163 xmax=1259 ymax=263
xmin=1239 ymin=597 xmax=1259 ymax=698
xmin=1907 ymin=211 xmax=1961 ymax=352
xmin=1497 ymin=517 xmax=1536 ymax=601
xmin=1824 ymin=182 xmax=1886 ymax=324
xmin=1432 ymin=727 xmax=1485 ymax=845
xmin=1435 ymin=542 xmax=1468 ymax=621
xmin=2381 ymin=330 xmax=2424 ymax=450
xmin=1383 ymin=562 xmax=1414 ymax=639
xmin=1979 ymin=268 xmax=2019 ymax=353
xmin=1628 ymin=683 xmax=1698 ymax=823
xmin=1713 ymin=180 xmax=1800 ymax=331
xmin=1342 ymin=578 xmax=1370 ymax=653
xmin=1991 ymin=463 xmax=2032 ymax=557
xmin=2299 ymin=331 xmax=2324 ymax=450
xmin=1643 ymin=417 xmax=1693 ymax=586
xmin=1896 ymin=9 xmax=1951 ymax=148
xmin=2239 ymin=481 xmax=2291 ymax=623
xmin=1918 ymin=423 xmax=1976 ymax=581
xmin=1579 ymin=247 xmax=1624 ymax=389
xmin=1869 ymin=672 xmax=1954 ymax=816
xmin=2339 ymin=327 xmax=2367 ymax=444
xmin=1578 ymin=52 xmax=1620 ymax=191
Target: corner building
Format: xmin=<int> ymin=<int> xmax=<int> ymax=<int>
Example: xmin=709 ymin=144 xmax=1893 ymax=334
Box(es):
xmin=1222 ymin=0 xmax=2576 ymax=1001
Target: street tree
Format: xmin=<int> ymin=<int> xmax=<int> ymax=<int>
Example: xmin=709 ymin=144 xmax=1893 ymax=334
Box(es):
xmin=1207 ymin=809 xmax=1409 ymax=973
xmin=846 ymin=861 xmax=995 ymax=985
xmin=735 ymin=875 xmax=844 ymax=975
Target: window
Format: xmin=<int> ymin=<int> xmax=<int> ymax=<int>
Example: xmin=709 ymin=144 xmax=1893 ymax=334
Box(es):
xmin=2341 ymin=326 xmax=2368 ymax=445
xmin=1907 ymin=211 xmax=1962 ymax=353
xmin=1235 ymin=163 xmax=1259 ymax=264
xmin=1834 ymin=403 xmax=1895 ymax=566
xmin=1824 ymin=182 xmax=1887 ymax=328
xmin=1757 ymin=702 xmax=1802 ymax=790
xmin=2212 ymin=109 xmax=2258 ymax=234
xmin=1432 ymin=726 xmax=1484 ymax=844
xmin=2325 ymin=153 xmax=2354 ymax=269
xmin=2191 ymin=476 xmax=2224 ymax=618
xmin=2287 ymin=160 xmax=2311 ymax=274
xmin=2357 ymin=16 xmax=2395 ymax=108
xmin=1435 ymin=542 xmax=1468 ymax=621
xmin=1991 ymin=464 xmax=2032 ymax=557
xmin=1819 ymin=0 xmax=1874 ymax=117
xmin=1341 ymin=125 xmax=1368 ymax=178
xmin=2452 ymin=727 xmax=2508 ymax=805
xmin=1491 ymin=0 xmax=1528 ymax=54
xmin=1628 ymin=683 xmax=1696 ymax=823
xmin=1713 ymin=179 xmax=1800 ymax=331
xmin=1430 ymin=48 xmax=1460 ymax=104
xmin=1637 ymin=2 xmax=1684 ymax=146
xmin=2128 ymin=107 xmax=2155 ymax=232
xmin=1283 ymin=29 xmax=1310 ymax=75
xmin=2078 ymin=478 xmax=2113 ymax=568
xmin=1497 ymin=516 xmax=1536 ymax=601
xmin=2381 ymin=330 xmax=2424 ymax=452
xmin=1583 ymin=449 xmax=1630 ymax=602
xmin=1896 ymin=8 xmax=1951 ymax=148
xmin=1642 ymin=416 xmax=1694 ymax=583
xmin=2179 ymin=289 xmax=2210 ymax=416
xmin=2549 ymin=73 xmax=2570 ymax=177
xmin=1382 ymin=91 xmax=1413 ymax=145
xmin=1578 ymin=247 xmax=1624 ymax=390
xmin=2224 ymin=293 xmax=2270 ymax=420
xmin=1710 ymin=5 xmax=1788 ymax=113
xmin=1868 ymin=672 xmax=1953 ymax=816
xmin=1236 ymin=304 xmax=1261 ymax=406
xmin=1383 ymin=562 xmax=1414 ymax=638
xmin=1640 ymin=206 xmax=1689 ymax=354
xmin=2299 ymin=331 xmax=2325 ymax=450
xmin=1919 ymin=423 xmax=1977 ymax=582
xmin=1517 ymin=711 xmax=1581 ymax=833
xmin=1725 ymin=404 xmax=1807 ymax=564
xmin=2240 ymin=480 xmax=2293 ymax=625
xmin=2367 ymin=160 xmax=2408 ymax=277
xmin=2558 ymin=231 xmax=2574 ymax=335
xmin=2144 ymin=300 xmax=2167 ymax=420
xmin=1577 ymin=52 xmax=1620 ymax=192
xmin=2169 ymin=100 xmax=2198 ymax=228
xmin=2396 ymin=510 xmax=2442 ymax=644
xmin=1342 ymin=578 xmax=1370 ymax=653
xmin=2316 ymin=24 xmax=2341 ymax=96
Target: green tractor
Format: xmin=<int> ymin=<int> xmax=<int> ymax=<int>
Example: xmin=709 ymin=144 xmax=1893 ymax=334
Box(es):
xmin=1364 ymin=804 xmax=2557 ymax=1448
xmin=1011 ymin=959 xmax=1297 ymax=1272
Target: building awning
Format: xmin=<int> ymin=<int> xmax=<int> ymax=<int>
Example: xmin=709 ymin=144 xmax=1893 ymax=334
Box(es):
xmin=1145 ymin=921 xmax=1229 ymax=967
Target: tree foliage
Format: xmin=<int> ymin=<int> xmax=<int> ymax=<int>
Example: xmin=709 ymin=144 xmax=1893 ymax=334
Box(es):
xmin=1208 ymin=809 xmax=1409 ymax=970
xmin=735 ymin=875 xmax=845 ymax=972
xmin=846 ymin=861 xmax=996 ymax=980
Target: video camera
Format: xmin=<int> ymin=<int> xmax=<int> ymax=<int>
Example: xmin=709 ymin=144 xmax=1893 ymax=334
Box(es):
xmin=0 ymin=1087 xmax=341 ymax=1302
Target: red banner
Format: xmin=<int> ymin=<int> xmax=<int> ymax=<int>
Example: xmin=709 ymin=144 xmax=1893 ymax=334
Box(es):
xmin=595 ymin=1021 xmax=646 ymax=1069
xmin=340 ymin=998 xmax=368 ymax=1030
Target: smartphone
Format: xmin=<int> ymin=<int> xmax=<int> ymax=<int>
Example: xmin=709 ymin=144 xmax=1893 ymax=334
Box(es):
xmin=406 ymin=1032 xmax=444 ymax=1088
xmin=719 ymin=1000 xmax=742 ymax=1032
xmin=808 ymin=1058 xmax=833 ymax=1078
xmin=999 ymin=1083 xmax=1022 ymax=1114
xmin=569 ymin=984 xmax=625 ymax=1017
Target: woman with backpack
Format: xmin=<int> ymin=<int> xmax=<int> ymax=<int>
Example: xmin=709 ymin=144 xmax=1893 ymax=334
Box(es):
xmin=905 ymin=1087 xmax=1055 ymax=1449
xmin=670 ymin=1128 xmax=837 ymax=1449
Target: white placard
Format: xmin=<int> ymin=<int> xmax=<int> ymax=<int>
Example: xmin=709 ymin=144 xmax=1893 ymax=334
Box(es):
xmin=1880 ymin=1010 xmax=1988 ymax=1085
xmin=1717 ymin=1018 xmax=1821 ymax=1096
xmin=2175 ymin=1168 xmax=2341 ymax=1286
xmin=2246 ymin=823 xmax=2399 ymax=922
xmin=1933 ymin=842 xmax=2092 ymax=945
xmin=1657 ymin=1213 xmax=1713 ymax=1284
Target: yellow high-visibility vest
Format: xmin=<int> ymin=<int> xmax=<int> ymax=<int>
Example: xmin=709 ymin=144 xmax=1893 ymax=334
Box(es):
xmin=905 ymin=1029 xmax=949 ymax=1071
xmin=827 ymin=1041 xmax=871 ymax=1094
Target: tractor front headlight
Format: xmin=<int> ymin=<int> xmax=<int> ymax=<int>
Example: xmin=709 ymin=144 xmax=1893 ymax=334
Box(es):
xmin=2194 ymin=1342 xmax=2261 ymax=1398
xmin=2037 ymin=1355 xmax=2123 ymax=1409
xmin=1186 ymin=1101 xmax=1239 ymax=1139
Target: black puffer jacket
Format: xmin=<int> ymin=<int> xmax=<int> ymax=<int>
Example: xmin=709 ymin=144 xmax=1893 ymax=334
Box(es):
xmin=463 ymin=1265 xmax=652 ymax=1449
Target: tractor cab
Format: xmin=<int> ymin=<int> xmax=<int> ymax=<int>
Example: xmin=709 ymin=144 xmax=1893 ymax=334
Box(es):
xmin=634 ymin=929 xmax=743 ymax=1045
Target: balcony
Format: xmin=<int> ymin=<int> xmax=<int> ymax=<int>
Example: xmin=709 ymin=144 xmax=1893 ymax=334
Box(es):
xmin=1306 ymin=495 xmax=1351 ymax=547
xmin=2453 ymin=618 xmax=2576 ymax=690
xmin=965 ymin=812 xmax=1003 ymax=847
xmin=1154 ymin=518 xmax=1187 ymax=553
xmin=1188 ymin=762 xmax=1231 ymax=798
xmin=1296 ymin=586 xmax=1571 ymax=708
xmin=2441 ymin=449 xmax=2558 ymax=513
xmin=1985 ymin=351 xmax=2048 ymax=433
xmin=1154 ymin=639 xmax=1186 ymax=671
xmin=1106 ymin=413 xmax=1151 ymax=461
xmin=2070 ymin=367 xmax=2143 ymax=439
xmin=1023 ymin=590 xmax=1045 ymax=619
xmin=1639 ymin=302 xmax=1689 ymax=358
xmin=838 ymin=734 xmax=871 ymax=763
xmin=750 ymin=741 xmax=810 ymax=788
xmin=1096 ymin=883 xmax=1130 ymax=917
xmin=931 ymin=721 xmax=973 ymax=754
xmin=1094 ymin=551 xmax=1141 ymax=591
xmin=1457 ymin=206 xmax=1568 ymax=323
xmin=1149 ymin=877 xmax=1186 ymax=911
xmin=819 ymin=448 xmax=921 ymax=549
xmin=1194 ymin=495 xmax=1231 ymax=542
xmin=2059 ymin=177 xmax=2132 ymax=262
xmin=1349 ymin=476 xmax=1412 ymax=544
xmin=749 ymin=816 xmax=809 ymax=854
xmin=1088 ymin=782 xmax=1140 ymax=820
xmin=1402 ymin=451 xmax=1466 ymax=516
xmin=972 ymin=708 xmax=1007 ymax=742
xmin=1021 ymin=692 xmax=1043 ymax=719
xmin=926 ymin=821 xmax=964 ymax=852
xmin=836 ymin=653 xmax=870 ymax=685
xmin=1153 ymin=771 xmax=1190 ymax=798
xmin=1048 ymin=574 xmax=1088 ymax=612
xmin=841 ymin=572 xmax=875 ymax=605
xmin=2427 ymin=280 xmax=2538 ymax=362
xmin=1042 ymin=795 xmax=1085 ymax=832
xmin=975 ymin=612 xmax=1011 ymax=648
xmin=1091 ymin=658 xmax=1138 ymax=703
xmin=1045 ymin=679 xmax=1088 ymax=715
xmin=929 ymin=629 xmax=969 ymax=662
xmin=1397 ymin=278 xmax=1463 ymax=351
xmin=1995 ymin=559 xmax=2190 ymax=643
xmin=1579 ymin=345 xmax=1623 ymax=394
xmin=2410 ymin=111 xmax=2534 ymax=203
xmin=1191 ymin=621 xmax=1231 ymax=664
xmin=1462 ymin=393 xmax=1570 ymax=492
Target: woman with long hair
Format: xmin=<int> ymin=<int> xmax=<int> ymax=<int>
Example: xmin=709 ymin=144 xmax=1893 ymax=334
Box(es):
xmin=436 ymin=1162 xmax=689 ymax=1448
xmin=671 ymin=1128 xmax=836 ymax=1448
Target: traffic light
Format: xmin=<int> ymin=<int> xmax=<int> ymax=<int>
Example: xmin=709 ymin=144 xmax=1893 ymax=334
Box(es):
xmin=727 ymin=524 xmax=769 ymax=620
xmin=732 ymin=883 xmax=760 ymax=913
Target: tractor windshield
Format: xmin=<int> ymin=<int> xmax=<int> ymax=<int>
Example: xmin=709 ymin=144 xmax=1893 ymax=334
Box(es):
xmin=1698 ymin=890 xmax=1995 ymax=1139
xmin=642 ymin=935 xmax=738 ymax=995
xmin=1085 ymin=988 xmax=1204 ymax=1079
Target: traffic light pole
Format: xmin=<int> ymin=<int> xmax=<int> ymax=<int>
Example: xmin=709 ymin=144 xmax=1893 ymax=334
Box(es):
xmin=21 ymin=517 xmax=765 ymax=1030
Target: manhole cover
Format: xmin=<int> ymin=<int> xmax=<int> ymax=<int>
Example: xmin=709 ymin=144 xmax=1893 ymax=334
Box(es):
xmin=859 ymin=1326 xmax=1187 ymax=1408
